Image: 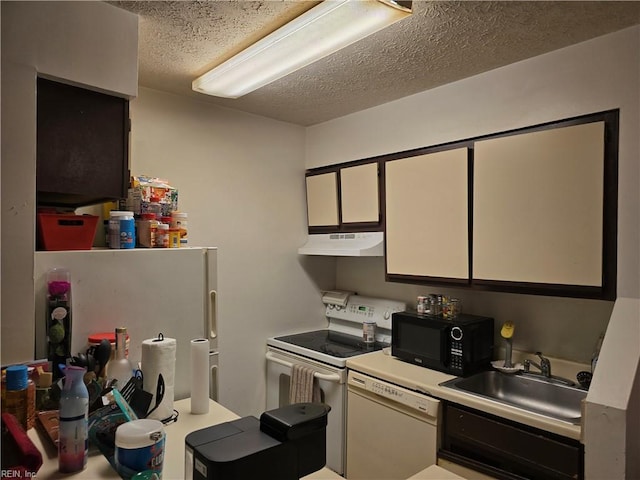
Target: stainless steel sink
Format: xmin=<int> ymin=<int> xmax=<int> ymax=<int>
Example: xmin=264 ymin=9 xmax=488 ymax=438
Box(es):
xmin=440 ymin=370 xmax=587 ymax=424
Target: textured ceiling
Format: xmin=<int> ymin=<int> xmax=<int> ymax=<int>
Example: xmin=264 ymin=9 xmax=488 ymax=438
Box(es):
xmin=109 ymin=1 xmax=640 ymax=126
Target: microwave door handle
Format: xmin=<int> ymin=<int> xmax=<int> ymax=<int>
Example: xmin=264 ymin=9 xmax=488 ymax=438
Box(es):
xmin=441 ymin=326 xmax=451 ymax=367
xmin=265 ymin=351 xmax=341 ymax=383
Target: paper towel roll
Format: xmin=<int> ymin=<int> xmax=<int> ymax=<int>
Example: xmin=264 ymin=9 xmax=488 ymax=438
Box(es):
xmin=190 ymin=338 xmax=210 ymax=414
xmin=141 ymin=336 xmax=176 ymax=421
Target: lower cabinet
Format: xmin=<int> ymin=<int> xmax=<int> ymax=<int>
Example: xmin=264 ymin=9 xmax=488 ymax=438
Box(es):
xmin=439 ymin=403 xmax=583 ymax=480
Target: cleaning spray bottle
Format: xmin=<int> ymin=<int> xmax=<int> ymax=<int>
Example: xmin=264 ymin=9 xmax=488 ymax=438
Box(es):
xmin=58 ymin=366 xmax=89 ymax=473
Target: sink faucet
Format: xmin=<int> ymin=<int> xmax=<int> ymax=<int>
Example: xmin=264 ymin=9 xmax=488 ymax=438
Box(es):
xmin=523 ymin=352 xmax=551 ymax=378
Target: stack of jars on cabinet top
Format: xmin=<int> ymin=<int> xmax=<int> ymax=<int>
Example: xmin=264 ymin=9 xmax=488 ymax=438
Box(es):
xmin=416 ymin=294 xmax=461 ymax=319
xmin=107 ymin=209 xmax=188 ymax=249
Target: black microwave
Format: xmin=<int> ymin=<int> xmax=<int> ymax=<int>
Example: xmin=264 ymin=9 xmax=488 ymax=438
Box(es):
xmin=391 ymin=311 xmax=494 ymax=376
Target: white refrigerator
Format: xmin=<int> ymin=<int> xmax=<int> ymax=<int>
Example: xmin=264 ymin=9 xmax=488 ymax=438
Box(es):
xmin=34 ymin=247 xmax=218 ymax=401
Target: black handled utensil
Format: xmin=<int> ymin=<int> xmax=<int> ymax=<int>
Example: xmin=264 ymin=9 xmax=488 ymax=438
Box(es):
xmin=145 ymin=373 xmax=165 ymax=418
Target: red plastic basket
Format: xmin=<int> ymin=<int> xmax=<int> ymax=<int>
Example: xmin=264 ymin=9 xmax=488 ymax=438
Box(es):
xmin=37 ymin=213 xmax=99 ymax=251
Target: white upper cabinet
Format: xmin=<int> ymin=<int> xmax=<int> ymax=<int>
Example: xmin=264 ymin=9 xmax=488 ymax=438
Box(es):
xmin=306 ymin=172 xmax=339 ymax=227
xmin=386 ymin=148 xmax=469 ymax=280
xmin=340 ymin=163 xmax=379 ymax=224
xmin=473 ymin=122 xmax=605 ymax=287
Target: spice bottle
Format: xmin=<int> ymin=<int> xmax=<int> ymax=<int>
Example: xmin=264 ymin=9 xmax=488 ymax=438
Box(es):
xmin=2 ymin=365 xmax=30 ymax=430
xmin=168 ymin=228 xmax=181 ymax=248
xmin=148 ymin=196 xmax=162 ymax=218
xmin=136 ymin=213 xmax=158 ymax=248
xmin=59 ymin=365 xmax=89 ymax=473
xmin=106 ymin=327 xmax=133 ymax=390
xmin=170 ymin=212 xmax=188 ymax=246
xmin=155 ymin=223 xmax=169 ymax=248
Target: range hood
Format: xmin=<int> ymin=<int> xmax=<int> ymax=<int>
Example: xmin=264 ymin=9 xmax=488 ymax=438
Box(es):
xmin=298 ymin=232 xmax=383 ymax=257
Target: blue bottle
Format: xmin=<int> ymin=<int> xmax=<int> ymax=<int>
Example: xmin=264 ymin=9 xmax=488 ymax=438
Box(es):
xmin=120 ymin=213 xmax=136 ymax=249
xmin=58 ymin=366 xmax=89 ymax=473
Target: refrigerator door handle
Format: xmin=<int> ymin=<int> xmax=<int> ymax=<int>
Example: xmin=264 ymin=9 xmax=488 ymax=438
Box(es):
xmin=209 ymin=350 xmax=219 ymax=402
xmin=209 ymin=289 xmax=217 ymax=339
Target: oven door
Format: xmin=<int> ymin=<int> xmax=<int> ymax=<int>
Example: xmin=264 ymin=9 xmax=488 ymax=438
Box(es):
xmin=265 ymin=347 xmax=347 ymax=475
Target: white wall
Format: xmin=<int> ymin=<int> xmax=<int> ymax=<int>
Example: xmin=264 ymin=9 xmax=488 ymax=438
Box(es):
xmin=307 ymin=26 xmax=640 ymax=364
xmin=584 ymin=297 xmax=640 ymax=478
xmin=128 ymin=88 xmax=335 ymax=415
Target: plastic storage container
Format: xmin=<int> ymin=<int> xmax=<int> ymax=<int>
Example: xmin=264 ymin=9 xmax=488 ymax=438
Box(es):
xmin=109 ymin=211 xmax=131 ymax=249
xmin=115 ymin=419 xmax=165 ymax=478
xmin=37 ymin=213 xmax=98 ymax=251
xmin=88 ymin=332 xmax=130 ymax=362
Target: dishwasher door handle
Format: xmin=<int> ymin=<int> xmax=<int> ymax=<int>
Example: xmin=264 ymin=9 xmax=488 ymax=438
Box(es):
xmin=266 ymin=351 xmax=341 ymax=383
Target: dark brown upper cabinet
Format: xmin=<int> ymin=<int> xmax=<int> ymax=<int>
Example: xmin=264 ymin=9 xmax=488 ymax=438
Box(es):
xmin=36 ymin=77 xmax=130 ymax=208
xmin=305 ymin=161 xmax=382 ymax=233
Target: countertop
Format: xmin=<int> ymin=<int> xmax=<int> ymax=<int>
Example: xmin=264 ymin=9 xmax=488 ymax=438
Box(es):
xmin=27 ymin=398 xmax=343 ymax=479
xmin=346 ymin=350 xmax=583 ymax=440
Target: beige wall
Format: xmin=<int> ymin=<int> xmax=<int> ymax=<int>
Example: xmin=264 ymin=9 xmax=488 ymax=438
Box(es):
xmin=128 ymin=88 xmax=335 ymax=415
xmin=0 ymin=1 xmax=334 ymax=417
xmin=307 ymin=26 xmax=640 ymax=478
xmin=1 ymin=1 xmax=138 ymax=364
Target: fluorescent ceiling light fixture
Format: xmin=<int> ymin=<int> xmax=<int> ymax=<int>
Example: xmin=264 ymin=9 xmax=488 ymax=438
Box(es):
xmin=192 ymin=0 xmax=412 ymax=98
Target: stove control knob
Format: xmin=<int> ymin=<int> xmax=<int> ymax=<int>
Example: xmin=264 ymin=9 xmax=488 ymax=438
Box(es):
xmin=328 ymin=304 xmax=335 ymax=309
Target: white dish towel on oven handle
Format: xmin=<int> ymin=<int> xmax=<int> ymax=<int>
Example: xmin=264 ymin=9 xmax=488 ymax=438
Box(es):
xmin=289 ymin=364 xmax=322 ymax=404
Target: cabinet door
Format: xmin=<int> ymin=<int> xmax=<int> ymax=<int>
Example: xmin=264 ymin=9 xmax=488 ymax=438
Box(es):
xmin=386 ymin=148 xmax=469 ymax=280
xmin=36 ymin=78 xmax=130 ymax=208
xmin=473 ymin=122 xmax=604 ymax=287
xmin=340 ymin=163 xmax=379 ymax=224
xmin=306 ymin=172 xmax=339 ymax=227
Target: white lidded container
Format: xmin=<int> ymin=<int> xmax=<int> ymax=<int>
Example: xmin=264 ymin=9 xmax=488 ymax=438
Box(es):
xmin=109 ymin=211 xmax=135 ymax=249
xmin=115 ymin=419 xmax=165 ymax=478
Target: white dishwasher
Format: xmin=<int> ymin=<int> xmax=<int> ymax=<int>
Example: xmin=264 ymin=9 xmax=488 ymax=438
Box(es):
xmin=346 ymin=370 xmax=440 ymax=479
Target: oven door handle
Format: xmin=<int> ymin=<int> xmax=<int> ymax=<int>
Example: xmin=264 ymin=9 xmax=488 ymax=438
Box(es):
xmin=265 ymin=351 xmax=341 ymax=383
